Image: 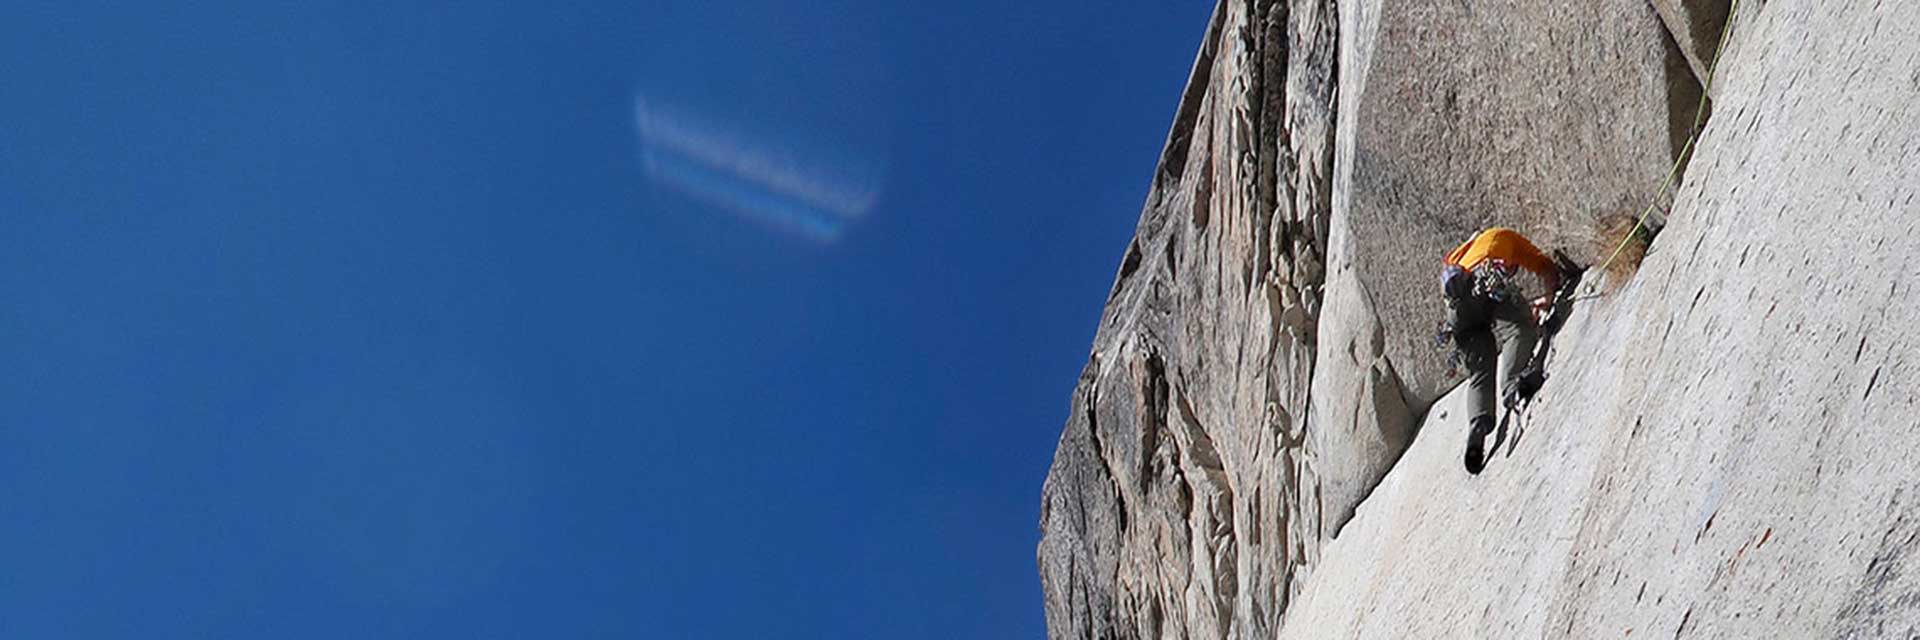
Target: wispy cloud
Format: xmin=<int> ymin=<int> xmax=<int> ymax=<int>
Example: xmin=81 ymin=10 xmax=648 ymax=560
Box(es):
xmin=634 ymin=96 xmax=884 ymax=242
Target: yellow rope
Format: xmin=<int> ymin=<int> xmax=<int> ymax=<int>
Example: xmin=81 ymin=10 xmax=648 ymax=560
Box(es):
xmin=1591 ymin=0 xmax=1746 ymax=280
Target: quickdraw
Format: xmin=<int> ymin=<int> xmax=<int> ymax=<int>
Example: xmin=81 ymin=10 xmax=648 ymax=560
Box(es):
xmin=1471 ymin=260 xmax=1523 ymax=303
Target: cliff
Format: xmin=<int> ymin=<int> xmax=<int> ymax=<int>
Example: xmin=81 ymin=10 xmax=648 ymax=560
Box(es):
xmin=1039 ymin=0 xmax=1920 ymax=637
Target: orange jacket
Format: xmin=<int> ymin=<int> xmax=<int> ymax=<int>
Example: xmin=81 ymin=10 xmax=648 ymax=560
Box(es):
xmin=1443 ymin=227 xmax=1556 ymax=279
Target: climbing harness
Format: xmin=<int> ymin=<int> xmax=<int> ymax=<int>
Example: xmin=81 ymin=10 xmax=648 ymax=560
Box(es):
xmin=1470 ymin=261 xmax=1523 ymax=303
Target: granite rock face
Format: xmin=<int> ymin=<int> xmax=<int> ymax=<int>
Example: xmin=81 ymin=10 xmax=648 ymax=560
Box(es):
xmin=1037 ymin=1 xmax=1339 ymax=637
xmin=1329 ymin=0 xmax=1698 ymax=409
xmin=1041 ymin=0 xmax=1920 ymax=636
xmin=1278 ymin=5 xmax=1920 ymax=636
xmin=1654 ymin=0 xmax=1735 ymax=84
xmin=1302 ymin=0 xmax=1700 ymax=539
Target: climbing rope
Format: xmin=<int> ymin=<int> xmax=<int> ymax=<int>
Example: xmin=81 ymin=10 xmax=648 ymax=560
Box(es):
xmin=1590 ymin=0 xmax=1746 ymax=285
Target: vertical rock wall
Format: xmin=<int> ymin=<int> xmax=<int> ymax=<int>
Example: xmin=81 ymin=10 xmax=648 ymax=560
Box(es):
xmin=1037 ymin=1 xmax=1338 ymax=636
xmin=1307 ymin=0 xmax=1693 ymax=537
xmin=1276 ymin=3 xmax=1920 ymax=636
xmin=1040 ymin=0 xmax=1717 ymax=635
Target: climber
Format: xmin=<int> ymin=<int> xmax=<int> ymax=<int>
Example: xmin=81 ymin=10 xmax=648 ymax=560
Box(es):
xmin=1440 ymin=227 xmax=1570 ymax=475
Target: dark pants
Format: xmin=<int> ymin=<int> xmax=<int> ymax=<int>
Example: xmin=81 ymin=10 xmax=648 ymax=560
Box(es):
xmin=1449 ymin=294 xmax=1538 ymax=425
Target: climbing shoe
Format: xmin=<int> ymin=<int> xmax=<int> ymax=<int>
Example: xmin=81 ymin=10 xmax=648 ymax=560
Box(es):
xmin=1464 ymin=415 xmax=1495 ymax=475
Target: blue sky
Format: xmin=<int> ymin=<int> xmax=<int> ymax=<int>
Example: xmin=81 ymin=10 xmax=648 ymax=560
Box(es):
xmin=0 ymin=2 xmax=1212 ymax=637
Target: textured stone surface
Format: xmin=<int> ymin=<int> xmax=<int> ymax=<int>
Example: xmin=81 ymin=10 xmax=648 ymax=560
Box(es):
xmin=1289 ymin=0 xmax=1702 ymax=541
xmin=1329 ymin=0 xmax=1699 ymax=410
xmin=1036 ymin=0 xmax=1342 ymax=637
xmin=1279 ymin=1 xmax=1920 ymax=635
xmin=1041 ymin=0 xmax=1917 ymax=636
xmin=1654 ymin=0 xmax=1735 ymax=83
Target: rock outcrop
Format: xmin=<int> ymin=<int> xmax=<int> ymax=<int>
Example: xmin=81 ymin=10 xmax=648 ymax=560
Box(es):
xmin=1040 ymin=0 xmax=1920 ymax=636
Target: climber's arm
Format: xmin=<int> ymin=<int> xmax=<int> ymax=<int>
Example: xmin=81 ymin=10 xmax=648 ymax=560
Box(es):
xmin=1507 ymin=235 xmax=1560 ymax=293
